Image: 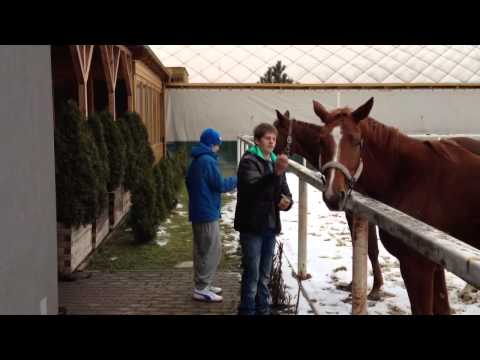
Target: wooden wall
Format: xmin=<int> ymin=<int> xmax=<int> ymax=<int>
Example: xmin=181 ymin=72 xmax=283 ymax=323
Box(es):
xmin=51 ymin=45 xmax=166 ymax=163
xmin=133 ymin=60 xmax=166 ymax=162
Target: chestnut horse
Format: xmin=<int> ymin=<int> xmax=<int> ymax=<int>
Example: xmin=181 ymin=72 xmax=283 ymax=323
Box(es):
xmin=306 ymin=97 xmax=480 ymax=314
xmin=273 ymin=110 xmax=384 ymax=299
xmin=273 ymin=109 xmax=480 ymax=309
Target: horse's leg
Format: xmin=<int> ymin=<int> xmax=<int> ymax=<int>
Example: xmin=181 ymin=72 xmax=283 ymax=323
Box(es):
xmin=367 ymin=224 xmax=384 ymax=300
xmin=399 ymin=256 xmax=436 ymax=315
xmin=433 ymin=266 xmax=451 ymax=315
xmin=345 ymin=210 xmax=353 ymax=235
xmin=343 ymin=211 xmax=353 ymax=292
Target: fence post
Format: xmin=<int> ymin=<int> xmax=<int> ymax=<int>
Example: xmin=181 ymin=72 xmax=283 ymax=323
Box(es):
xmin=297 ymin=158 xmax=310 ymax=280
xmin=352 ymin=214 xmax=368 ymax=315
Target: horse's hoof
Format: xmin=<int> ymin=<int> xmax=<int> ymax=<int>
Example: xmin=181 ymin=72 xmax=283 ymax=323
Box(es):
xmin=367 ymin=289 xmax=382 ymax=301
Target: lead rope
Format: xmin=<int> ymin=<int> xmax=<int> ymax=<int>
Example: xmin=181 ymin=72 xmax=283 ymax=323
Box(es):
xmin=285 ymin=118 xmax=294 ymax=158
xmin=285 ymin=120 xmax=302 ymax=315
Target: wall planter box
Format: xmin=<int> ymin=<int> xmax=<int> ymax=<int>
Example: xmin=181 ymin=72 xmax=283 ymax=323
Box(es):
xmin=92 ymin=208 xmax=109 ymax=249
xmin=121 ymin=187 xmax=131 ymax=219
xmin=57 ymin=223 xmax=93 ymax=275
xmin=109 ymin=187 xmax=123 ymax=230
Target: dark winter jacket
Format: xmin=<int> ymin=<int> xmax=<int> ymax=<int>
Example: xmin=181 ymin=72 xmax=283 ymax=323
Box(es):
xmin=186 ymin=143 xmax=237 ymax=224
xmin=234 ymin=145 xmax=292 ymax=235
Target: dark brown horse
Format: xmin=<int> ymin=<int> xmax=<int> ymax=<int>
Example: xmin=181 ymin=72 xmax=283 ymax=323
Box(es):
xmin=273 ymin=109 xmax=480 ymax=306
xmin=307 ymin=97 xmax=480 ymax=314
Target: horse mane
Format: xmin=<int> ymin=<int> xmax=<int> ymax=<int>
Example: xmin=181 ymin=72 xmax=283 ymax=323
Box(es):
xmin=300 ymin=120 xmax=323 ymax=132
xmin=290 ymin=117 xmax=323 ymax=141
xmin=330 ymin=107 xmax=402 ymax=154
xmin=361 ymin=117 xmax=402 ymax=156
xmin=291 ymin=111 xmax=402 ymax=153
xmin=363 ymin=116 xmax=465 ymax=164
xmin=423 ymin=139 xmax=463 ymax=163
xmin=291 ymin=110 xmax=464 ymax=165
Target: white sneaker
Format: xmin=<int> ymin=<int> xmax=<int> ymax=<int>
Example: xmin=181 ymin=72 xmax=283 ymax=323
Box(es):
xmin=193 ymin=288 xmax=223 ymax=302
xmin=207 ymin=285 xmax=223 ymax=294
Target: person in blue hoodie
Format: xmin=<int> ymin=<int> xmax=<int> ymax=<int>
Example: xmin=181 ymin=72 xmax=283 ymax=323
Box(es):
xmin=186 ymin=128 xmax=237 ymax=302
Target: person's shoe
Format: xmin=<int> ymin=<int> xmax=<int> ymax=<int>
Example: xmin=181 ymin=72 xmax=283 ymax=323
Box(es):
xmin=207 ymin=285 xmax=223 ymax=294
xmin=193 ymin=288 xmax=223 ymax=302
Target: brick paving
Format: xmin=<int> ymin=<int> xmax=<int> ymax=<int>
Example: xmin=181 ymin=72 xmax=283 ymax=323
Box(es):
xmin=59 ymin=270 xmax=241 ymax=315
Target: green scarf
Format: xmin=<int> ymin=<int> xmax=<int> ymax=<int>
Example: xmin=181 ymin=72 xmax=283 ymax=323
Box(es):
xmin=248 ymin=145 xmax=278 ymax=162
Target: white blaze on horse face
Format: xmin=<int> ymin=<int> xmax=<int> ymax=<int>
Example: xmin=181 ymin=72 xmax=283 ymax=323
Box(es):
xmin=325 ymin=126 xmax=342 ymax=199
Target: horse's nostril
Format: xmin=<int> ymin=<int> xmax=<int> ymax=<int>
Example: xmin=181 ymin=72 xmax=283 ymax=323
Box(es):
xmin=339 ymin=191 xmax=346 ymax=200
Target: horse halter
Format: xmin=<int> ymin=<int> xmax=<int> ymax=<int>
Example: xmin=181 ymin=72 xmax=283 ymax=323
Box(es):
xmin=320 ymin=139 xmax=364 ymax=196
xmin=284 ymin=118 xmax=295 ymax=157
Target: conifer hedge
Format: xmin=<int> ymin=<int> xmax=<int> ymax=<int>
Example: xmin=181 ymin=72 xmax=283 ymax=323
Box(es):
xmin=54 ymin=101 xmax=101 ymax=228
xmin=55 ymin=104 xmax=188 ymax=243
xmin=87 ymin=113 xmax=109 ymax=216
xmin=130 ymin=167 xmax=158 ymax=243
xmin=99 ymin=111 xmax=126 ymax=192
xmin=126 ymin=133 xmax=188 ymax=242
xmin=116 ymin=116 xmax=136 ymax=192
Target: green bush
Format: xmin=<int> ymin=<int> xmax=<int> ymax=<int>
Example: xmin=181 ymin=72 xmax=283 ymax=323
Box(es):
xmin=99 ymin=111 xmax=126 ymax=192
xmin=130 ymin=167 xmax=158 ymax=243
xmin=120 ymin=112 xmax=160 ymax=243
xmin=173 ymin=145 xmax=188 ymax=180
xmin=117 ymin=112 xmax=188 ymax=243
xmin=123 ymin=112 xmax=154 ymax=170
xmin=158 ymin=158 xmax=177 ymax=210
xmin=153 ymin=164 xmax=168 ymax=223
xmin=54 ymin=100 xmax=99 ymax=228
xmin=87 ymin=113 xmax=109 ymax=216
xmin=116 ymin=116 xmax=136 ymax=192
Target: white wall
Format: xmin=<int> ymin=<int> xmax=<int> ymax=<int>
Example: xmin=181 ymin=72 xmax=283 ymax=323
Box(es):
xmin=0 ymin=45 xmax=58 ymax=314
xmin=165 ymin=88 xmax=480 ymax=142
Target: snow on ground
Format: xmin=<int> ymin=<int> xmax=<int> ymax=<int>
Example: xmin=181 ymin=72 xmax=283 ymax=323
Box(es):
xmin=220 ymin=193 xmax=240 ymax=257
xmin=155 ymin=201 xmax=187 ymax=247
xmin=278 ymin=172 xmax=480 ymax=315
xmin=219 ymin=171 xmax=480 ymax=315
xmin=155 ymin=226 xmax=169 ymax=246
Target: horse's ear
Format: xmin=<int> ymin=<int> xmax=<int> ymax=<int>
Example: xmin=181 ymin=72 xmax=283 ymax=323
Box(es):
xmin=352 ymin=97 xmax=374 ymax=123
xmin=313 ymin=100 xmax=330 ymax=123
xmin=275 ymin=109 xmax=288 ymax=126
xmin=284 ymin=110 xmax=290 ymax=118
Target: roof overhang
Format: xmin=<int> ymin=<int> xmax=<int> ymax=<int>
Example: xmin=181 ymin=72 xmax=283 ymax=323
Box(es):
xmin=127 ymin=45 xmax=171 ymax=82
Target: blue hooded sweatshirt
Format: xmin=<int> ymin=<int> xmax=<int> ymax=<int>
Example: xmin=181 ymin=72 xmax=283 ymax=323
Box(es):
xmin=186 ymin=142 xmax=237 ymax=224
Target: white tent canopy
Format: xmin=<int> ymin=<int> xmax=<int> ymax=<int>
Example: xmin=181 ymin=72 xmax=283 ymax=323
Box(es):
xmin=151 ymin=45 xmax=480 ymax=84
xmin=153 ymin=45 xmax=480 ymax=142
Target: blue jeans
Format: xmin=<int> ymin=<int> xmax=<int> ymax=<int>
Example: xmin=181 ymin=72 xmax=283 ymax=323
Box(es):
xmin=238 ymin=230 xmax=276 ymax=315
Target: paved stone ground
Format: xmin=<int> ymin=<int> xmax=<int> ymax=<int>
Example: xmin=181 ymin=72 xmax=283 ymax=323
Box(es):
xmin=59 ymin=270 xmax=241 ymax=315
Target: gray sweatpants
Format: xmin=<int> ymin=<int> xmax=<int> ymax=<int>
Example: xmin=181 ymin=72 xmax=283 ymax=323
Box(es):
xmin=192 ymin=221 xmax=221 ymax=290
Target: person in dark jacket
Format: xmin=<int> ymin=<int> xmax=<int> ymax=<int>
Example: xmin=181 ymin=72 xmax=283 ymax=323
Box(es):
xmin=186 ymin=128 xmax=237 ymax=302
xmin=234 ymin=123 xmax=293 ymax=315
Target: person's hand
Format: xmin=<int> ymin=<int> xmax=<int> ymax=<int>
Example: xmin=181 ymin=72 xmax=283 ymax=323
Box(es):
xmin=275 ymin=154 xmax=289 ymax=175
xmin=278 ymin=194 xmax=291 ymax=210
